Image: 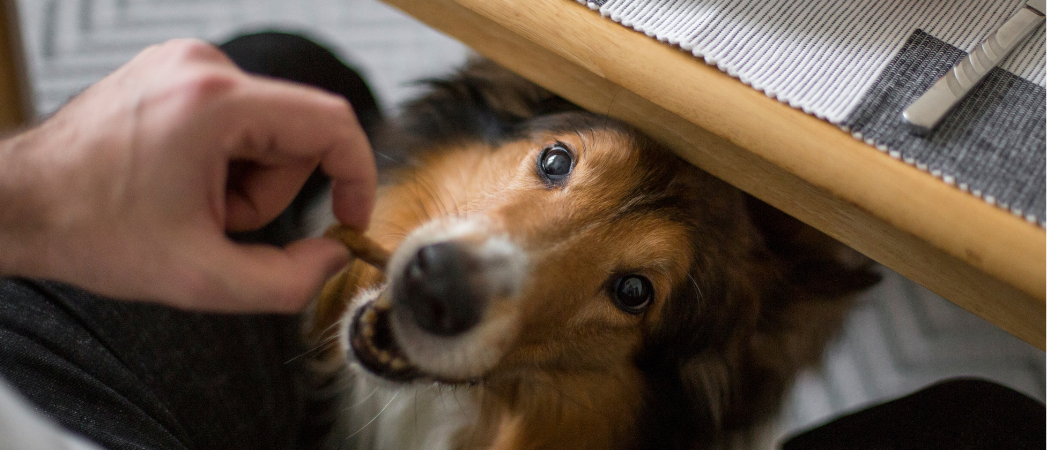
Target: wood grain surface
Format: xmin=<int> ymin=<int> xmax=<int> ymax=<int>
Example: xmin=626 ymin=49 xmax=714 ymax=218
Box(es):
xmin=0 ymin=0 xmax=28 ymax=131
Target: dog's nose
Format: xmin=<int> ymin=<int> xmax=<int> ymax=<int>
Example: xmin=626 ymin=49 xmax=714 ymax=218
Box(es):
xmin=397 ymin=242 xmax=485 ymax=336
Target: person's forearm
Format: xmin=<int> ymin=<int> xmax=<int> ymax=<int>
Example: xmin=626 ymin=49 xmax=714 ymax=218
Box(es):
xmin=0 ymin=114 xmax=96 ymax=281
xmin=0 ymin=127 xmax=56 ymax=278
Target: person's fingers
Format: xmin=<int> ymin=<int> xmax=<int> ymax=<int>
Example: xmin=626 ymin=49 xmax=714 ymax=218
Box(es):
xmin=198 ymin=237 xmax=351 ymax=312
xmin=224 ymin=158 xmax=318 ymax=231
xmin=331 ymin=179 xmax=376 ymax=233
xmin=217 ymin=75 xmax=378 ymax=230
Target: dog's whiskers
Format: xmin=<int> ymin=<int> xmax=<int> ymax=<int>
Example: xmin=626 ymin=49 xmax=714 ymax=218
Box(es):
xmin=313 ymin=319 xmax=344 ymax=342
xmin=416 ymin=170 xmax=460 ymax=220
xmin=373 ymin=150 xmax=402 ymax=165
xmin=441 ymin=168 xmax=470 ymax=220
xmin=285 ymin=329 xmax=341 ymax=365
xmin=344 ymin=391 xmax=401 ymax=441
xmin=406 ymin=184 xmax=435 ymax=227
xmin=454 ymin=161 xmax=471 ymax=221
xmin=317 ymin=373 xmax=359 ymax=400
xmin=372 ymin=218 xmax=414 ymax=241
xmin=351 ymin=385 xmax=380 ymax=408
xmin=322 ymin=367 xmax=360 ymax=393
xmin=451 ymin=386 xmax=471 ymax=422
xmin=688 ymin=273 xmax=705 ymax=309
xmin=413 ymin=385 xmax=420 ymax=435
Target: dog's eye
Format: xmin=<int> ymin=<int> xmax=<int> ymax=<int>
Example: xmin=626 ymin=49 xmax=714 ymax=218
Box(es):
xmin=538 ymin=143 xmax=573 ymax=183
xmin=611 ymin=275 xmax=654 ymax=314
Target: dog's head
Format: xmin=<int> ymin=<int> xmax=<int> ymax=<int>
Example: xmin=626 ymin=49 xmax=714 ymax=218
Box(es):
xmin=332 ymin=112 xmax=707 ymax=379
xmin=317 ymin=111 xmax=877 ymax=445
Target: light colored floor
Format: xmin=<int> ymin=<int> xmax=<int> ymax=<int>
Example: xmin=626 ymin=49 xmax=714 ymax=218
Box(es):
xmin=15 ymin=0 xmax=472 ymax=117
xmin=15 ymin=0 xmax=1045 ymax=443
xmin=779 ymin=266 xmax=1044 ymax=434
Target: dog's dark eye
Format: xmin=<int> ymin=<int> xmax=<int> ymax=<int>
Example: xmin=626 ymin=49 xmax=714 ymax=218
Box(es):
xmin=611 ymin=275 xmax=654 ymax=314
xmin=538 ymin=143 xmax=573 ymax=183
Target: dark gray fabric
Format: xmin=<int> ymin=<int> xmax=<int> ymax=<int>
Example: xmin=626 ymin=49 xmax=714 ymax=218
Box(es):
xmin=842 ymin=30 xmax=1046 ymax=225
xmin=782 ymin=378 xmax=1044 ymax=450
xmin=0 ymin=278 xmax=311 ymax=450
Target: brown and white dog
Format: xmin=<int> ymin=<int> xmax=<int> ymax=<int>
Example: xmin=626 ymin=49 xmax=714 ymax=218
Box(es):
xmin=307 ymin=60 xmax=878 ymax=449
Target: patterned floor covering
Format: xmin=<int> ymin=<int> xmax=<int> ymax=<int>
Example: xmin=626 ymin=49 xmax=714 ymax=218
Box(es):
xmin=13 ymin=0 xmax=1045 ymax=443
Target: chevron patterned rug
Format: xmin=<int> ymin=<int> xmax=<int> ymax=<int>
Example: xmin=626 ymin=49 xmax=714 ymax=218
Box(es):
xmin=13 ymin=0 xmax=1045 ymax=443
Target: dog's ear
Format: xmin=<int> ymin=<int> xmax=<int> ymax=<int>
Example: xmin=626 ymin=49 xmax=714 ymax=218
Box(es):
xmin=703 ymin=196 xmax=880 ymax=428
xmin=639 ymin=184 xmax=880 ymax=445
xmin=374 ymin=59 xmax=580 ymax=161
xmin=743 ymin=196 xmax=881 ymax=298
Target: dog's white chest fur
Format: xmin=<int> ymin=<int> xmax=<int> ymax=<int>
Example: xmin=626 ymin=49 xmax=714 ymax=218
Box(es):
xmin=338 ymin=375 xmax=480 ymax=450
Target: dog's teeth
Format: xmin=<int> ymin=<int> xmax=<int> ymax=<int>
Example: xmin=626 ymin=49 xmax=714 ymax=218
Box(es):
xmin=390 ymin=357 xmax=408 ymax=371
xmin=378 ymin=351 xmax=393 ymax=364
xmin=363 ymin=308 xmax=378 ymax=324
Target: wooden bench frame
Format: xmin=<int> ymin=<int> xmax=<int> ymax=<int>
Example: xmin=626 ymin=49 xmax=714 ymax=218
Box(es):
xmin=0 ymin=0 xmax=30 ymax=131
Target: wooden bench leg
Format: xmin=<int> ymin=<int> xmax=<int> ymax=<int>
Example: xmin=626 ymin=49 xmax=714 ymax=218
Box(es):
xmin=0 ymin=0 xmax=31 ymax=132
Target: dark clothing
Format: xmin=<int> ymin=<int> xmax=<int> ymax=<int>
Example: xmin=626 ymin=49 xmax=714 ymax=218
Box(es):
xmin=0 ymin=278 xmax=308 ymax=449
xmin=783 ymin=378 xmax=1045 ymax=450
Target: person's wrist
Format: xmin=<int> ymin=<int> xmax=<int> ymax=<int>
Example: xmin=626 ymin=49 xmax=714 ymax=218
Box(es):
xmin=0 ymin=124 xmax=71 ymax=278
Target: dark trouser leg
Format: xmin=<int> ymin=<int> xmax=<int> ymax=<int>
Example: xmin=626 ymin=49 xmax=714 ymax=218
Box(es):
xmin=782 ymin=378 xmax=1044 ymax=450
xmin=0 ymin=279 xmax=308 ymax=450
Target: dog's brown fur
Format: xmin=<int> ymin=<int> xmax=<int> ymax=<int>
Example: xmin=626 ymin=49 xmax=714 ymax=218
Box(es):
xmin=310 ymin=60 xmax=878 ymax=449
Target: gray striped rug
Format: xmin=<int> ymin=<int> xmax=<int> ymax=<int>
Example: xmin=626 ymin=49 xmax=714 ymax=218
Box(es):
xmin=580 ymin=0 xmax=1046 ymax=226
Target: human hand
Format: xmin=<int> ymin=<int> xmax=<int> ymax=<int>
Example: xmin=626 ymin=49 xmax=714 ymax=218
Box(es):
xmin=0 ymin=39 xmax=376 ymax=312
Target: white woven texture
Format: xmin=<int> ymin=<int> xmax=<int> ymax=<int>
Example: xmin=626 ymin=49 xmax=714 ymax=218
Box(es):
xmin=13 ymin=0 xmax=1044 ymax=443
xmin=582 ymin=0 xmax=1045 ymax=123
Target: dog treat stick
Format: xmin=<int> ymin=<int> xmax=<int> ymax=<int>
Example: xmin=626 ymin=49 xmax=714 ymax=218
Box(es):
xmin=325 ymin=225 xmax=390 ymax=271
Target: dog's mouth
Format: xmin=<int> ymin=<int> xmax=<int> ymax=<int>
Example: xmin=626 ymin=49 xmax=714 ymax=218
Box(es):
xmin=349 ymin=299 xmax=420 ymax=382
xmin=345 ymin=221 xmax=528 ymax=385
xmin=349 ymin=299 xmax=485 ymax=385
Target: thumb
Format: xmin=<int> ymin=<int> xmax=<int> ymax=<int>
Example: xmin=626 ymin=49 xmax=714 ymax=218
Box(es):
xmin=218 ymin=237 xmax=351 ymax=312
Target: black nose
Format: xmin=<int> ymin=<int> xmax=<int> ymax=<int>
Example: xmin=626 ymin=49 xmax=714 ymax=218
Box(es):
xmin=395 ymin=242 xmax=485 ymax=336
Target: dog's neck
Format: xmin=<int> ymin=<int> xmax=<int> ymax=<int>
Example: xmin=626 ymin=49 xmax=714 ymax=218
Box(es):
xmin=348 ymin=368 xmax=644 ymax=450
xmin=452 ymin=369 xmax=645 ymax=450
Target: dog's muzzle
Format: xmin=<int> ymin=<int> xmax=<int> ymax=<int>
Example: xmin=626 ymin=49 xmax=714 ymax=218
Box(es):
xmin=345 ymin=218 xmax=528 ymax=382
xmin=396 ymin=242 xmax=487 ymax=337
